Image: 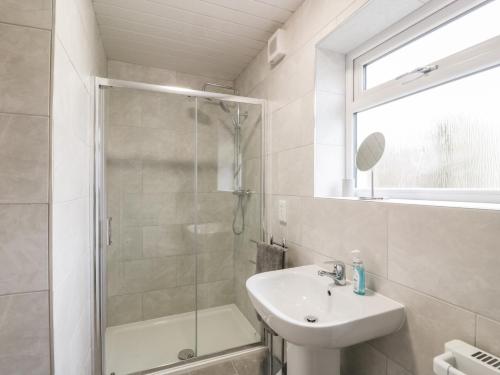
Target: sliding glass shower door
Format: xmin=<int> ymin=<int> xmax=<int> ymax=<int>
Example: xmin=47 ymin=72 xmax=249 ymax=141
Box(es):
xmin=98 ymin=83 xmax=263 ymax=375
xmin=104 ymin=87 xmax=198 ymax=375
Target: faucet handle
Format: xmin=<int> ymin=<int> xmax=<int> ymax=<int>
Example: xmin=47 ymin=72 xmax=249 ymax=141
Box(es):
xmin=323 ymin=260 xmax=346 ymax=285
xmin=324 ymin=260 xmax=345 ymax=270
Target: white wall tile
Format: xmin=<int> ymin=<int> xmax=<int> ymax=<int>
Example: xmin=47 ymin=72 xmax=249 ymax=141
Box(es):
xmin=316 ymin=48 xmax=346 ymax=95
xmin=315 ymin=91 xmax=345 ymax=146
xmin=314 ymin=144 xmax=344 ymax=197
xmin=51 ymin=0 xmax=107 ymax=373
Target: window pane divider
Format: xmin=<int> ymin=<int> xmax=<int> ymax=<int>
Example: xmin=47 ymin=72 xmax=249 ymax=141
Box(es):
xmin=351 ymin=35 xmax=500 ymax=113
xmin=352 ymin=0 xmax=491 ymax=100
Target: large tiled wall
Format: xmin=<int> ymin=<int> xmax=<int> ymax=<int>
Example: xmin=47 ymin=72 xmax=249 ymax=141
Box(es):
xmin=0 ymin=1 xmax=52 ymax=373
xmin=235 ymin=1 xmax=500 ymax=375
xmin=51 ymin=0 xmax=107 ymax=373
xmin=105 ymin=61 xmax=238 ymax=326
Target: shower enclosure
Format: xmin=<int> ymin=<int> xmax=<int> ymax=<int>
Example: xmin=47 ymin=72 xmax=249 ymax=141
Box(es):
xmin=94 ymin=78 xmax=266 ymax=375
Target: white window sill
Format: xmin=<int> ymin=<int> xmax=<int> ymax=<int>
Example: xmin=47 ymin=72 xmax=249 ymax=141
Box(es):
xmin=325 ymin=195 xmax=500 ymax=211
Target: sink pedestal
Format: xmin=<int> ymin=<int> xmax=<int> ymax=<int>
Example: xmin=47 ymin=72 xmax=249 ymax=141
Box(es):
xmin=287 ymin=343 xmax=340 ymax=375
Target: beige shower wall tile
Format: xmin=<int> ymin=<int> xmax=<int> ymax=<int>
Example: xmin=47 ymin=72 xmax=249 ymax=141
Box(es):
xmin=242 ymin=158 xmax=261 ymax=193
xmin=108 ymin=88 xmax=142 ymax=127
xmin=107 ymin=159 xmax=142 ymax=194
xmin=107 ymin=294 xmax=142 ymax=327
xmin=388 ymin=204 xmax=500 ymax=321
xmin=0 ymin=0 xmax=52 ymax=29
xmin=142 ymin=225 xmax=189 ymax=257
xmin=121 ymin=193 xmax=186 ymax=227
xmin=0 ymin=23 xmax=51 ymax=115
xmin=240 ymin=103 xmax=263 ymax=162
xmin=176 ymin=255 xmax=195 ymax=286
xmin=0 ymin=204 xmax=48 ymax=295
xmin=476 ymin=316 xmax=500 ymax=357
xmin=301 ymin=198 xmax=388 ymax=277
xmin=106 ymin=125 xmax=180 ymax=162
xmin=120 ymin=225 xmax=142 ymax=260
xmin=142 ymin=285 xmax=196 ymax=319
xmin=112 ymin=257 xmax=177 ymax=296
xmin=141 ymin=91 xmax=194 ymax=131
xmin=142 ymin=161 xmax=194 ymax=194
xmin=368 ymin=276 xmax=476 ymax=375
xmin=197 ymin=250 xmax=234 ymax=283
xmin=197 ymin=280 xmax=235 ymax=310
xmin=0 ymin=291 xmax=50 ymax=375
xmin=0 ymin=114 xmax=49 ymax=203
xmin=194 ymin=224 xmax=233 ymax=253
xmin=197 ymin=193 xmax=234 ymax=224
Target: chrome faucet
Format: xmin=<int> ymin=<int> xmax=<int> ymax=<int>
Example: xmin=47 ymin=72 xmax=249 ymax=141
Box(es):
xmin=318 ymin=261 xmax=346 ymax=286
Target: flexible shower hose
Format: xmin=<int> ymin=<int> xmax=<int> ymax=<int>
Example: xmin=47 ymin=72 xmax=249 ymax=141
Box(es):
xmin=232 ymin=194 xmax=245 ymax=235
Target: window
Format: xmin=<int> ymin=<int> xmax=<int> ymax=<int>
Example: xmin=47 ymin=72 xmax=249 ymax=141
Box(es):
xmin=347 ymin=0 xmax=500 ymax=202
xmin=363 ymin=0 xmax=500 ymax=89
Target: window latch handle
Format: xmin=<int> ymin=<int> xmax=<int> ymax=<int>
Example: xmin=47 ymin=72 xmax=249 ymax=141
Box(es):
xmin=396 ymin=64 xmax=439 ymax=83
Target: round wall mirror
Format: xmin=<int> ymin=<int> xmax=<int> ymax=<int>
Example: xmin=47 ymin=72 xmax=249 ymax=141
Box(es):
xmin=356 ymin=132 xmax=385 ymax=171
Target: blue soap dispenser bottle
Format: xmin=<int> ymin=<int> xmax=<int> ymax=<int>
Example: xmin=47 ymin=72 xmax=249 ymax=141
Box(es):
xmin=352 ymin=250 xmax=366 ymax=295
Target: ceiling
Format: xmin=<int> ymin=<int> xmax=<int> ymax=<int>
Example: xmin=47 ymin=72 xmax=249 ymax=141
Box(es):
xmin=93 ymin=0 xmax=304 ymax=81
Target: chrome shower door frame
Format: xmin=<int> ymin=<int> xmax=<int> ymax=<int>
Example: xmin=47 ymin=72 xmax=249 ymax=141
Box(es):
xmin=93 ymin=77 xmax=267 ymax=375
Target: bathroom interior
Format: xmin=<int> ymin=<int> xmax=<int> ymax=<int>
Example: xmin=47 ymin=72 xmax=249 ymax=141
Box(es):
xmin=1 ymin=0 xmax=500 ymax=374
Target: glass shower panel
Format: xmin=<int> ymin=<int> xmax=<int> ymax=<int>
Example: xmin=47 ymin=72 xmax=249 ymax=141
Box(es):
xmin=104 ymin=87 xmax=197 ymax=375
xmin=195 ymin=98 xmax=262 ymax=358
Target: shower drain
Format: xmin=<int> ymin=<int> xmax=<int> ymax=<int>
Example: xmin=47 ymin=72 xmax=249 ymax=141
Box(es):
xmin=178 ymin=348 xmax=195 ymax=360
xmin=305 ymin=315 xmax=318 ymax=323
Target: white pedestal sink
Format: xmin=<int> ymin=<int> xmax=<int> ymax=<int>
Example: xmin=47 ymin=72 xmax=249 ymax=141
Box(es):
xmin=246 ymin=265 xmax=405 ymax=375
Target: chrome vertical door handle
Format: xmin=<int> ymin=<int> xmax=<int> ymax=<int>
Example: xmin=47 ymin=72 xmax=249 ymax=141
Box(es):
xmin=107 ymin=217 xmax=112 ymax=246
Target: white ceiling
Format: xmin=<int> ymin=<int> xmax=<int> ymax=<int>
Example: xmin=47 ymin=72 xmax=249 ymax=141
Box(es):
xmin=93 ymin=0 xmax=304 ymax=81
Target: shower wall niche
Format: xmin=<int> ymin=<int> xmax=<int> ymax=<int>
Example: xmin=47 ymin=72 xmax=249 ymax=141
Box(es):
xmin=99 ymin=81 xmax=264 ymax=375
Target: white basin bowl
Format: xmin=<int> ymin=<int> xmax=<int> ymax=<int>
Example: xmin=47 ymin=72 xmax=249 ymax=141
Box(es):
xmin=246 ymin=265 xmax=405 ymax=349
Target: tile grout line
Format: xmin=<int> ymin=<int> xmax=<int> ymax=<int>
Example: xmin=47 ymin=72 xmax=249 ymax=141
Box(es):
xmin=0 ymin=289 xmax=50 ymax=298
xmin=0 ymin=19 xmax=52 ymax=32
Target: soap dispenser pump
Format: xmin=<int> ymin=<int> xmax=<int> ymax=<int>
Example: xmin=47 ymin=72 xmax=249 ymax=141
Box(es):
xmin=352 ymin=250 xmax=366 ymax=295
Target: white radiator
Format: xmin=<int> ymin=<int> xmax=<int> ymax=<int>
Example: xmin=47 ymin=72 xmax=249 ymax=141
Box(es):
xmin=434 ymin=340 xmax=500 ymax=375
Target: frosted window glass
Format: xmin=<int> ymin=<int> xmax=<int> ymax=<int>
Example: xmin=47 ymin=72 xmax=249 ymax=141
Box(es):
xmin=365 ymin=0 xmax=500 ymax=89
xmin=356 ymin=65 xmax=500 ymax=189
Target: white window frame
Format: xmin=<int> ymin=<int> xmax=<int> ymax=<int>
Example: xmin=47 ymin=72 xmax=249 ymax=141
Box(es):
xmin=345 ymin=0 xmax=500 ymax=203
